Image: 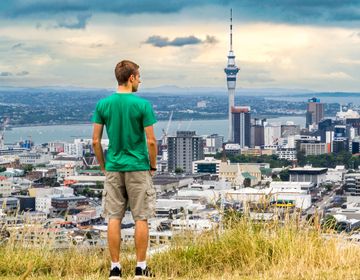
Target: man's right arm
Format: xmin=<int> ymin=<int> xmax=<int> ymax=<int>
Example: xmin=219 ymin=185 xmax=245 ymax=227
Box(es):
xmin=92 ymin=123 xmax=106 ymax=173
xmin=145 ymin=125 xmax=157 ymax=175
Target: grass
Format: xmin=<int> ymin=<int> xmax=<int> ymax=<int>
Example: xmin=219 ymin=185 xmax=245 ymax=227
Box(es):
xmin=1 ymin=212 xmax=360 ymax=279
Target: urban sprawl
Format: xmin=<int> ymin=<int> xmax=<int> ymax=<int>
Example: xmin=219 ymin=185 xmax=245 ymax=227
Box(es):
xmin=1 ymin=97 xmax=360 ymax=248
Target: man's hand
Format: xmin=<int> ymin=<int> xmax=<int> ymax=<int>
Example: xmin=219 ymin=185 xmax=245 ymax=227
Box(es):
xmin=149 ymin=170 xmax=155 ymax=177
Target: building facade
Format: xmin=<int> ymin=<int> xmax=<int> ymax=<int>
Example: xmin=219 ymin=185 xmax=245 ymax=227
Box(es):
xmin=232 ymin=106 xmax=251 ymax=148
xmin=306 ymin=97 xmax=324 ymax=128
xmin=167 ymin=131 xmax=204 ymax=173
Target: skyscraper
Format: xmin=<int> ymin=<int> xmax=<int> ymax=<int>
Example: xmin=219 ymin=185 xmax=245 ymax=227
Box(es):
xmin=232 ymin=106 xmax=251 ymax=148
xmin=251 ymin=119 xmax=266 ymax=147
xmin=224 ymin=9 xmax=239 ymax=141
xmin=306 ymin=97 xmax=324 ymax=128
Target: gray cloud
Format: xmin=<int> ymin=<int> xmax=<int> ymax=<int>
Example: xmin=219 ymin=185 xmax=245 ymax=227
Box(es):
xmin=55 ymin=13 xmax=91 ymax=29
xmin=0 ymin=72 xmax=13 ymax=76
xmin=90 ymin=43 xmax=104 ymax=48
xmin=144 ymin=35 xmax=218 ymax=48
xmin=1 ymin=1 xmax=360 ymax=26
xmin=11 ymin=43 xmax=24 ymax=49
xmin=16 ymin=71 xmax=29 ymax=76
xmin=0 ymin=71 xmax=29 ymax=77
xmin=204 ymin=35 xmax=218 ymax=44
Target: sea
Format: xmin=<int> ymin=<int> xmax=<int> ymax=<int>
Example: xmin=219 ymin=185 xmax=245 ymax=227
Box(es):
xmin=4 ymin=116 xmax=305 ymax=145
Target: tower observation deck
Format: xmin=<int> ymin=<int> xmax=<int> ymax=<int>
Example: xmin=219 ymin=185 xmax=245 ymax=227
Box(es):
xmin=224 ymin=9 xmax=240 ymax=142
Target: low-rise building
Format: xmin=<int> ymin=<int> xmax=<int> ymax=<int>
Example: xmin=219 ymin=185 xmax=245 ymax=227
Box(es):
xmin=192 ymin=157 xmax=221 ymax=174
xmin=18 ymin=152 xmax=51 ymax=165
xmin=289 ymin=166 xmax=328 ymax=186
xmin=0 ymin=180 xmax=12 ymax=197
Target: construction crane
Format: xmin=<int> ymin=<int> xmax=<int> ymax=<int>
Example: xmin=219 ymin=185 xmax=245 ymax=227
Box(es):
xmin=161 ymin=111 xmax=173 ymax=147
xmin=186 ymin=118 xmax=193 ymax=130
xmin=0 ymin=118 xmax=9 ymax=149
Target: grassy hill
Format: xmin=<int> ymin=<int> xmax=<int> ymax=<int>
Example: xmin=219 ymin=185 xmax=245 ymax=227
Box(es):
xmin=1 ymin=215 xmax=360 ymax=279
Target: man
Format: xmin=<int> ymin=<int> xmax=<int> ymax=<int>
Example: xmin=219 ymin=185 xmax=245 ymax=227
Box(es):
xmin=92 ymin=60 xmax=157 ymax=279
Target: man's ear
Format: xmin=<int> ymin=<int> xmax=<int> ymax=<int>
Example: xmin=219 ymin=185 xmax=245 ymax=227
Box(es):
xmin=129 ymin=74 xmax=135 ymax=83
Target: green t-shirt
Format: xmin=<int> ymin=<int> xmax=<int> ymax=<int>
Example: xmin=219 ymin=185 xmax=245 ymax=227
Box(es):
xmin=92 ymin=93 xmax=157 ymax=172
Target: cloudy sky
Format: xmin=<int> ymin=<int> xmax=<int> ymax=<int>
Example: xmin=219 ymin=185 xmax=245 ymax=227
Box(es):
xmin=0 ymin=0 xmax=359 ymax=91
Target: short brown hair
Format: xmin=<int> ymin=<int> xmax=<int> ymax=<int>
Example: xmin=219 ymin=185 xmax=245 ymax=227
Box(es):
xmin=115 ymin=60 xmax=139 ymax=85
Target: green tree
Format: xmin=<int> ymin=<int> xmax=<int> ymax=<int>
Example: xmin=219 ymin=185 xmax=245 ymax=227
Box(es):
xmin=22 ymin=164 xmax=34 ymax=174
xmin=175 ymin=167 xmax=184 ymax=174
xmin=279 ymin=169 xmax=289 ymax=181
xmin=243 ymin=178 xmax=251 ymax=188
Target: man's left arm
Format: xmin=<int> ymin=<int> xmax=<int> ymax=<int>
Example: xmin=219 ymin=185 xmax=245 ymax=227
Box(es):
xmin=92 ymin=123 xmax=105 ymax=173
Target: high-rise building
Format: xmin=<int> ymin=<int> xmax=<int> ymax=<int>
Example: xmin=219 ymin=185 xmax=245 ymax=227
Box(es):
xmin=224 ymin=9 xmax=239 ymax=141
xmin=251 ymin=118 xmax=266 ymax=147
xmin=264 ymin=124 xmax=281 ymax=146
xmin=306 ymin=97 xmax=324 ymax=128
xmin=232 ymin=106 xmax=251 ymax=148
xmin=204 ymin=134 xmax=224 ymax=154
xmin=167 ymin=131 xmax=204 ymax=173
xmin=281 ymin=122 xmax=300 ymax=137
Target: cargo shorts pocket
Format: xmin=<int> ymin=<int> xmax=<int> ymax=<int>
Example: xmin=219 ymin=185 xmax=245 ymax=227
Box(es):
xmin=101 ymin=190 xmax=108 ymax=217
xmin=145 ymin=187 xmax=156 ymax=217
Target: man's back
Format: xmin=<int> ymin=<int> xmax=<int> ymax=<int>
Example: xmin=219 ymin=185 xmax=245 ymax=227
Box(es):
xmin=93 ymin=93 xmax=156 ymax=171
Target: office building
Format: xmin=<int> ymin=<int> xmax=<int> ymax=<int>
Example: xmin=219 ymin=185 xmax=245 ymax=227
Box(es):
xmin=306 ymin=97 xmax=324 ymax=128
xmin=232 ymin=106 xmax=251 ymax=148
xmin=251 ymin=119 xmax=265 ymax=147
xmin=264 ymin=124 xmax=281 ymax=146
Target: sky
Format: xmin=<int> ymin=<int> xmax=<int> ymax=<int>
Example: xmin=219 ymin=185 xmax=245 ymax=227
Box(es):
xmin=0 ymin=0 xmax=359 ymax=92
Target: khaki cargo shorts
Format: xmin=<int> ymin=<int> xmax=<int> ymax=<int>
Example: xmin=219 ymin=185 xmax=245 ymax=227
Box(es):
xmin=102 ymin=171 xmax=156 ymax=221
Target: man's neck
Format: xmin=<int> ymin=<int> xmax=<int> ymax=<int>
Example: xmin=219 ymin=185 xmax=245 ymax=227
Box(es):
xmin=117 ymin=85 xmax=132 ymax=94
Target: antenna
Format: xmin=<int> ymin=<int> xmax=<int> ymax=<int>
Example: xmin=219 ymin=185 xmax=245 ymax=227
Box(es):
xmin=230 ymin=8 xmax=233 ymax=51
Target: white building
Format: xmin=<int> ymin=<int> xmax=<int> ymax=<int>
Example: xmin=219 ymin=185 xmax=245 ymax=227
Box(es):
xmin=64 ymin=143 xmax=83 ymax=157
xmin=192 ymin=157 xmax=221 ymax=174
xmin=171 ymin=219 xmax=214 ymax=232
xmin=35 ymin=197 xmax=52 ymax=214
xmin=0 ymin=180 xmax=12 ymax=197
xmin=48 ymin=142 xmax=65 ymax=153
xmin=49 ymin=155 xmax=83 ymax=167
xmin=203 ymin=134 xmax=223 ymax=154
xmin=19 ymin=152 xmax=51 ymax=165
xmin=226 ymin=186 xmax=311 ymax=209
xmin=326 ymin=166 xmax=346 ymax=183
xmin=276 ymin=148 xmax=297 ymax=161
xmin=197 ymin=101 xmax=207 ymax=108
xmin=264 ymin=124 xmax=281 ymax=146
xmin=269 ymin=181 xmax=314 ymax=192
xmin=52 ymin=186 xmax=74 ymax=196
xmin=57 ymin=164 xmax=76 ymax=181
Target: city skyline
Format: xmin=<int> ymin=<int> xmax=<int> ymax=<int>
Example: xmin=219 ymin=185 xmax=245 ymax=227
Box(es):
xmin=0 ymin=1 xmax=359 ymax=91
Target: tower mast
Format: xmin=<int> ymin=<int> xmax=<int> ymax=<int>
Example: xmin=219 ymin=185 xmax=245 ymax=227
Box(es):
xmin=224 ymin=8 xmax=240 ymax=142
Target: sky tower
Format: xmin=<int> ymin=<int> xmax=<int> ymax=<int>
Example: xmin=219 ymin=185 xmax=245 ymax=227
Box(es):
xmin=224 ymin=8 xmax=240 ymax=141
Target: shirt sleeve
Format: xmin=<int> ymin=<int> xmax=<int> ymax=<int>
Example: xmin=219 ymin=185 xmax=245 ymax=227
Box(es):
xmin=142 ymin=101 xmax=157 ymax=127
xmin=92 ymin=102 xmax=105 ymax=124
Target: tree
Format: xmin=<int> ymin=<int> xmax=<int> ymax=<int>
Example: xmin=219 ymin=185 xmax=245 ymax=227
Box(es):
xmin=279 ymin=169 xmax=289 ymax=181
xmin=243 ymin=178 xmax=251 ymax=188
xmin=296 ymin=149 xmax=306 ymax=166
xmin=22 ymin=164 xmax=34 ymax=174
xmin=175 ymin=167 xmax=184 ymax=174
